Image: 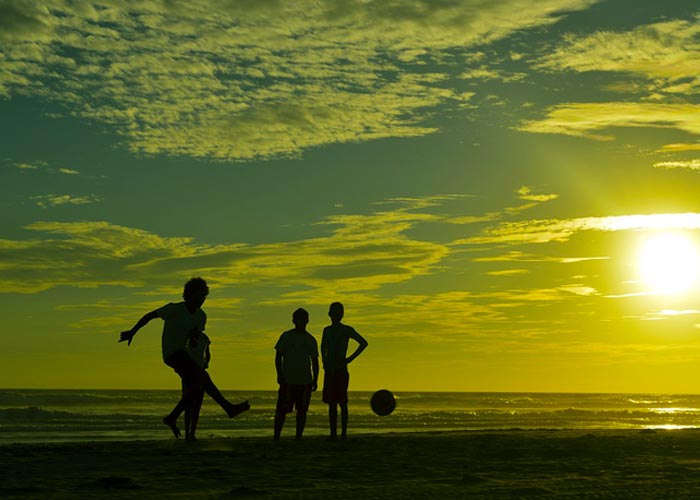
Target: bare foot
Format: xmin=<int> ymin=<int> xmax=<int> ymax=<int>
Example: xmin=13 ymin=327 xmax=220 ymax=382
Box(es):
xmin=227 ymin=400 xmax=250 ymax=418
xmin=162 ymin=416 xmax=181 ymax=439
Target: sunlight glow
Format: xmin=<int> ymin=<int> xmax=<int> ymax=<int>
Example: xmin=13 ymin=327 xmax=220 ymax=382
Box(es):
xmin=601 ymin=213 xmax=700 ymax=232
xmin=637 ymin=233 xmax=700 ymax=295
xmin=645 ymin=424 xmax=695 ymax=430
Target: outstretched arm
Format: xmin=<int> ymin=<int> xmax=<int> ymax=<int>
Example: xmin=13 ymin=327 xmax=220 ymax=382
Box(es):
xmin=346 ymin=332 xmax=368 ymax=365
xmin=119 ymin=310 xmax=159 ymax=346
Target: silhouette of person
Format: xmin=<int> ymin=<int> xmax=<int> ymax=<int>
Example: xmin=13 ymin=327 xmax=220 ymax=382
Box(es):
xmin=119 ymin=277 xmax=249 ymax=438
xmin=164 ymin=328 xmax=210 ymax=441
xmin=321 ymin=302 xmax=368 ymax=440
xmin=273 ymin=308 xmax=319 ymax=441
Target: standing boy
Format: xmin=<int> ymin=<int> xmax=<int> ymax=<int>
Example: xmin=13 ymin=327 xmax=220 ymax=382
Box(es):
xmin=119 ymin=277 xmax=249 ymax=438
xmin=274 ymin=308 xmax=319 ymax=441
xmin=321 ymin=302 xmax=368 ymax=440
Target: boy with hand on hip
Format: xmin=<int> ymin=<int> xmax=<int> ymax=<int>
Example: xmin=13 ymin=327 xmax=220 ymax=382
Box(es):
xmin=321 ymin=302 xmax=368 ymax=440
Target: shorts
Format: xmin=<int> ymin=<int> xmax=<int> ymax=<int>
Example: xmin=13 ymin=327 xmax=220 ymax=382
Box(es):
xmin=164 ymin=350 xmax=202 ymax=384
xmin=276 ymin=384 xmax=312 ymax=413
xmin=322 ymin=370 xmax=349 ymax=404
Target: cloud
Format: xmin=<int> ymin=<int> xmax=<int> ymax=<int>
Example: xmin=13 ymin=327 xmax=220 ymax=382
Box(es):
xmin=486 ymin=269 xmax=529 ymax=276
xmin=0 ymin=198 xmax=451 ymax=294
xmin=657 ymin=309 xmax=699 ymax=317
xmin=257 ymin=285 xmax=607 ymax=349
xmin=658 ymin=143 xmax=700 ymax=153
xmin=473 ymin=250 xmax=608 ymax=264
xmin=3 ymin=193 xmax=682 ymax=350
xmin=517 ymin=186 xmax=559 ymax=202
xmin=0 ymin=0 xmax=599 ymax=160
xmin=519 ymin=103 xmax=700 ymax=140
xmin=535 ymin=18 xmax=700 ymax=94
xmin=25 ymin=221 xmax=201 ymax=259
xmin=558 ymin=284 xmax=598 ymax=296
xmin=491 ymin=287 xmax=570 ymax=302
xmin=31 ymin=194 xmax=100 ymax=209
xmin=9 ymin=160 xmax=80 ymax=174
xmin=653 ymin=159 xmax=700 ymax=170
xmin=0 ymin=220 xmax=209 ymax=293
xmin=13 ymin=161 xmax=45 ymax=170
xmin=521 ymin=17 xmax=700 ymax=142
xmin=0 ymin=0 xmax=55 ymax=43
xmin=457 ymin=212 xmax=700 ymax=245
xmin=459 ymin=67 xmax=526 ymax=83
xmin=441 ymin=191 xmax=557 ymax=228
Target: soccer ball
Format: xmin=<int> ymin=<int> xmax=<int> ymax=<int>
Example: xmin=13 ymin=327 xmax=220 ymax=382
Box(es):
xmin=370 ymin=389 xmax=396 ymax=416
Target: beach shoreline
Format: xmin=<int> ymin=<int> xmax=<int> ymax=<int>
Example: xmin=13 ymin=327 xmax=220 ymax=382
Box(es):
xmin=4 ymin=428 xmax=700 ymax=499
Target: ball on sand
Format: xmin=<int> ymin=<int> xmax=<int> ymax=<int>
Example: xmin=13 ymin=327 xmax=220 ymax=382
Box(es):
xmin=370 ymin=389 xmax=396 ymax=416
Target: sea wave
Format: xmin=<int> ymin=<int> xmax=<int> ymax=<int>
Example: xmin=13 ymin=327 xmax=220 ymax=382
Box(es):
xmin=0 ymin=406 xmax=76 ymax=420
xmin=3 ymin=390 xmax=700 ymax=444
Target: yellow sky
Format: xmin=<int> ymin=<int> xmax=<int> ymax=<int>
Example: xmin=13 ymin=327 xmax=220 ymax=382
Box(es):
xmin=2 ymin=0 xmax=700 ymax=392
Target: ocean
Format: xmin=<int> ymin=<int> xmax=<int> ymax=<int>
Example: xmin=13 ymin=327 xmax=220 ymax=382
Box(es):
xmin=1 ymin=389 xmax=700 ymax=444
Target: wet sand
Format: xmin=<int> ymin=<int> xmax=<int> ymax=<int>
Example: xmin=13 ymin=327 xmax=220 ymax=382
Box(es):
xmin=3 ymin=429 xmax=700 ymax=499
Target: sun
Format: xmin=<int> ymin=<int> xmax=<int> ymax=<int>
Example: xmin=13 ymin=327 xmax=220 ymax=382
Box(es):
xmin=637 ymin=232 xmax=700 ymax=295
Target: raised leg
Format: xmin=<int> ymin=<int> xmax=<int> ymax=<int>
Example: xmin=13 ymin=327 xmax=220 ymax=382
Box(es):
xmin=199 ymin=369 xmax=249 ymax=418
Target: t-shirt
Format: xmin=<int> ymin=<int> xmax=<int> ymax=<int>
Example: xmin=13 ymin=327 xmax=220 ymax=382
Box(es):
xmin=275 ymin=329 xmax=318 ymax=385
xmin=186 ymin=332 xmax=211 ymax=369
xmin=321 ymin=323 xmax=364 ymax=372
xmin=156 ymin=302 xmax=207 ymax=361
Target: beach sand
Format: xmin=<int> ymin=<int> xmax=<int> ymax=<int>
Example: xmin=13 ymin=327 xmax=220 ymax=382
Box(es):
xmin=3 ymin=429 xmax=700 ymax=499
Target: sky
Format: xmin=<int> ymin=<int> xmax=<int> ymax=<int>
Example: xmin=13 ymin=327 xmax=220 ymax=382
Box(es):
xmin=3 ymin=0 xmax=700 ymax=393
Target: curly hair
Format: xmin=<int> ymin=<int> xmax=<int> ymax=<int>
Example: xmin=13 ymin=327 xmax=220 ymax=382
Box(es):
xmin=183 ymin=277 xmax=209 ymax=299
